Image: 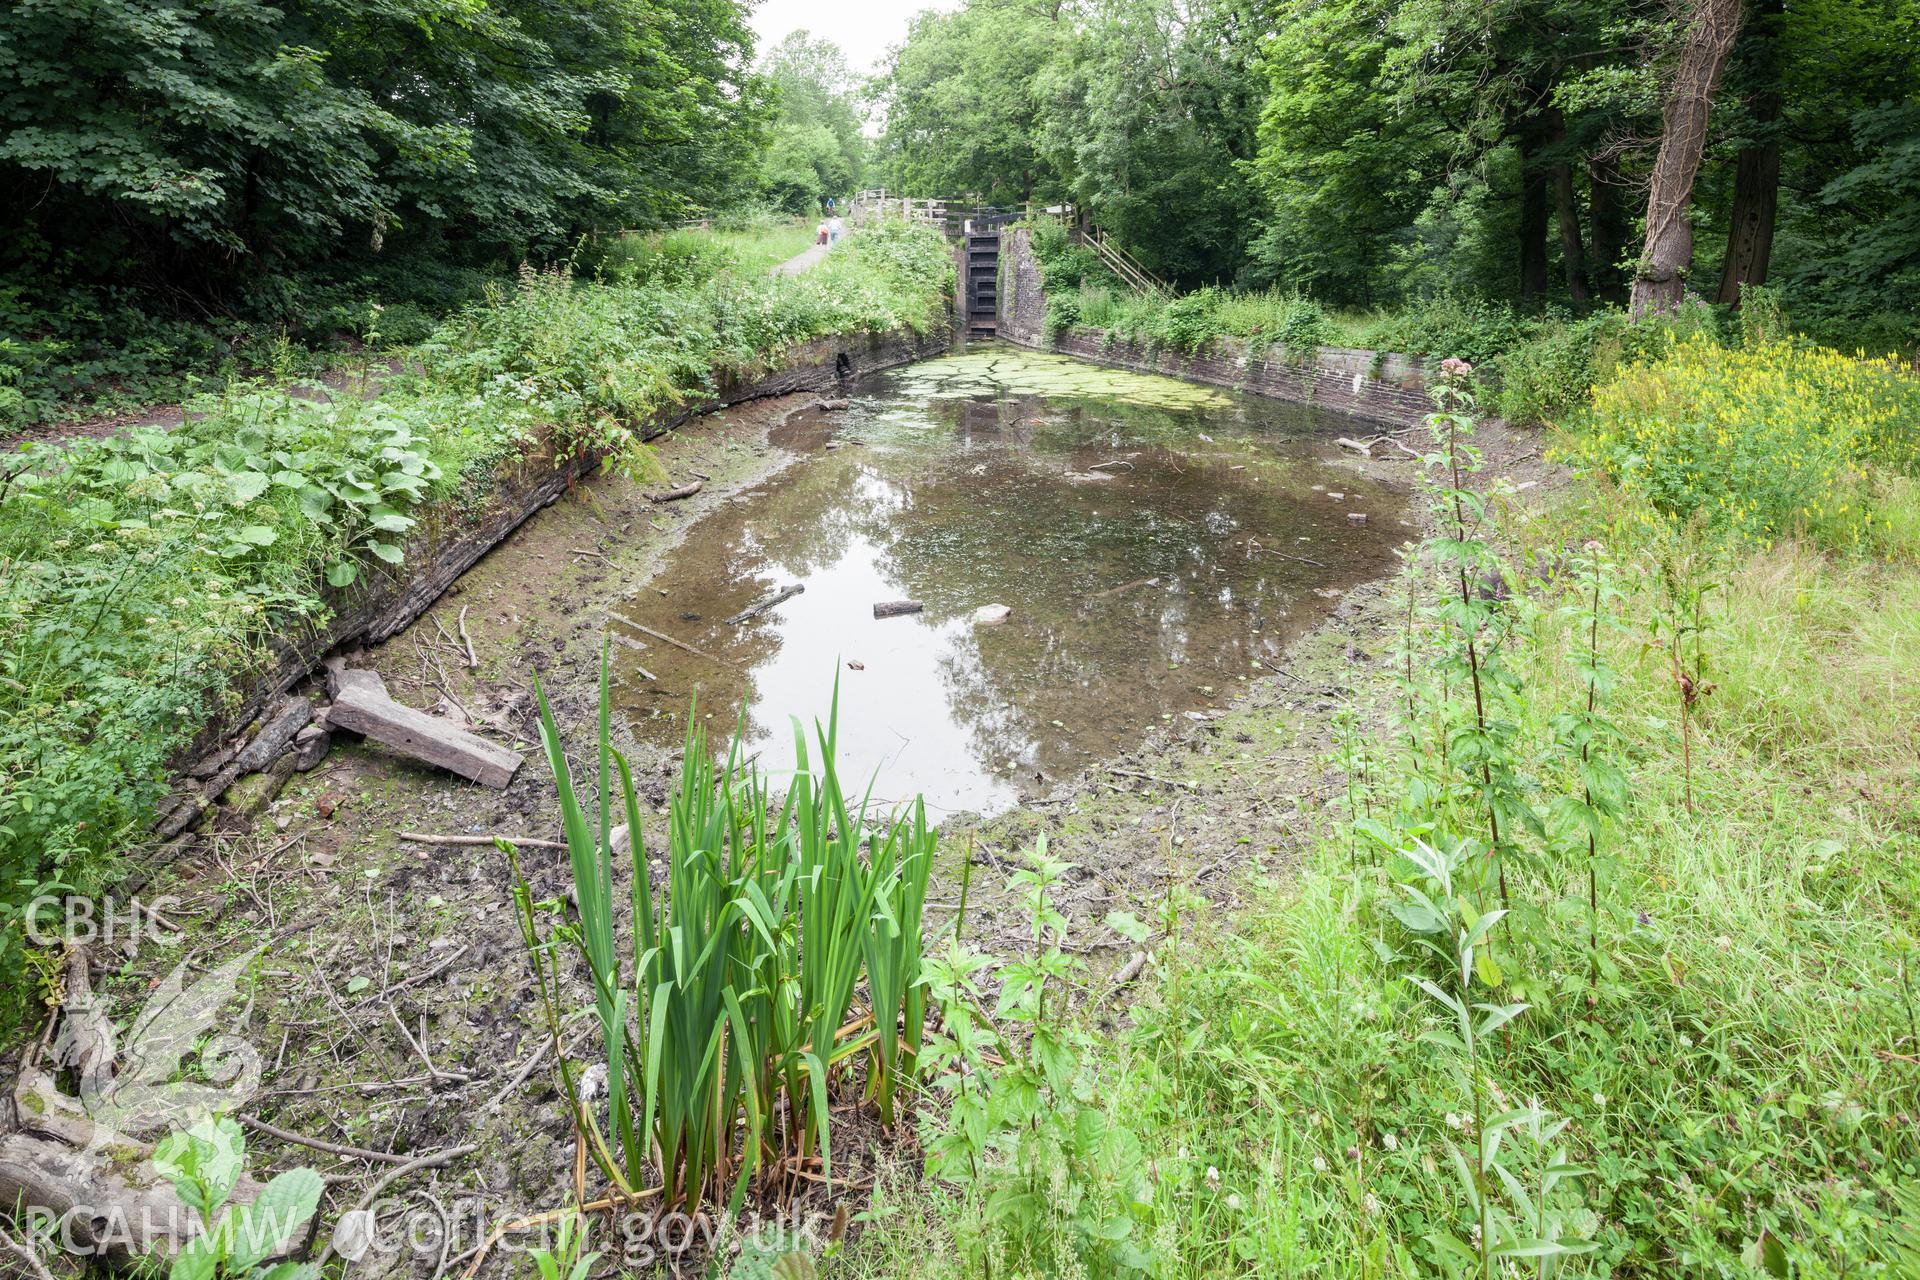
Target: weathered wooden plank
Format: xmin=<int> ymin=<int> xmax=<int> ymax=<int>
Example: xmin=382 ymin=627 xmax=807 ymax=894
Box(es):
xmin=327 ymin=684 xmax=523 ymax=788
xmin=232 ymin=695 xmax=314 ymax=773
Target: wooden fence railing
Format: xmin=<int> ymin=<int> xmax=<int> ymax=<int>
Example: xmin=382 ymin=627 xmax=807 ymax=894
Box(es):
xmin=1080 ymin=228 xmax=1168 ymax=296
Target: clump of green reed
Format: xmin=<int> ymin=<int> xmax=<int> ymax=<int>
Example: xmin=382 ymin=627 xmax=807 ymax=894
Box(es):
xmin=510 ymin=654 xmax=933 ymax=1215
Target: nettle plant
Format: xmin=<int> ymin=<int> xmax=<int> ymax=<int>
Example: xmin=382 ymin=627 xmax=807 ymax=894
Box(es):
xmin=1414 ymin=361 xmax=1542 ymax=920
xmin=1385 ymin=839 xmax=1596 ymax=1279
xmin=1547 ymin=541 xmax=1629 ymax=993
xmin=919 ymin=837 xmax=1155 ymax=1275
xmin=152 ymin=1115 xmax=323 ymax=1280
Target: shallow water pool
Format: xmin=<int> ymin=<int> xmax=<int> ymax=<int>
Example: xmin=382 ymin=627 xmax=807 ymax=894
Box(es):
xmin=613 ymin=345 xmax=1410 ymax=816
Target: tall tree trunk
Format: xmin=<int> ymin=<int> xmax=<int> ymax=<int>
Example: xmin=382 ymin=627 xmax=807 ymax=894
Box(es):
xmin=1518 ymin=128 xmax=1552 ymax=301
xmin=1589 ymin=155 xmax=1630 ymax=303
xmin=1631 ymin=0 xmax=1745 ymax=317
xmin=1715 ymin=135 xmax=1779 ymax=304
xmin=1715 ymin=0 xmax=1784 ymax=305
xmin=1544 ymin=108 xmax=1592 ymax=304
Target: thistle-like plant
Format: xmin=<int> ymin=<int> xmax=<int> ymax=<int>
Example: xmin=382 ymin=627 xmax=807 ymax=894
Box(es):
xmin=1390 ymin=839 xmax=1594 ymax=1278
xmin=1548 ymin=541 xmax=1628 ymax=992
xmin=1417 ymin=364 xmax=1539 ymax=914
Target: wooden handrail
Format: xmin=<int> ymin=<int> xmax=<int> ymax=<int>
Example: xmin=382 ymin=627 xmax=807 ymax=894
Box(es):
xmin=1081 ymin=228 xmax=1168 ymax=296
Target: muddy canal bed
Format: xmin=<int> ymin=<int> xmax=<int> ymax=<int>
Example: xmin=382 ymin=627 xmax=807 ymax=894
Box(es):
xmin=86 ymin=348 xmax=1470 ymax=1274
xmin=610 ymin=345 xmax=1409 ymax=815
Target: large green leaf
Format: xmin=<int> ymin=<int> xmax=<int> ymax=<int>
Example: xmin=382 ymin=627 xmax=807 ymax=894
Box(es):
xmin=227 ymin=1168 xmax=323 ymax=1271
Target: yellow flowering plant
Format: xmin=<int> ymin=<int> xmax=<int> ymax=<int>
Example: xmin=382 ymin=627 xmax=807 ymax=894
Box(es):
xmin=1573 ymin=336 xmax=1919 ymax=550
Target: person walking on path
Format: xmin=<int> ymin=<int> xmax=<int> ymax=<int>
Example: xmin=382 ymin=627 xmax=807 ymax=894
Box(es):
xmin=827 ymin=216 xmax=845 ymax=244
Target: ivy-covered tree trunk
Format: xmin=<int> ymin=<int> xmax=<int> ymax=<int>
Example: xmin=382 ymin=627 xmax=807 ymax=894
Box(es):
xmin=1631 ymin=0 xmax=1745 ymax=317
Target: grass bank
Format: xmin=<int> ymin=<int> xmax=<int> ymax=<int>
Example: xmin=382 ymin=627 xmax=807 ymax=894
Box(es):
xmin=1026 ymin=220 xmax=1918 ymax=431
xmin=842 ymin=337 xmax=1920 ymax=1276
xmin=0 ymin=218 xmax=953 ymax=1031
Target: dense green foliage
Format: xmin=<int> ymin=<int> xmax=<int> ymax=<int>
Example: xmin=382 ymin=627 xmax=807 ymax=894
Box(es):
xmin=0 ymin=220 xmax=952 ymax=1030
xmin=0 ymin=0 xmax=767 ymax=426
xmin=873 ymin=0 xmax=1920 ymax=348
xmin=752 ymin=32 xmax=866 ymax=215
xmin=0 ymin=0 xmax=760 ymax=263
xmin=849 ymin=344 xmax=1920 ymax=1277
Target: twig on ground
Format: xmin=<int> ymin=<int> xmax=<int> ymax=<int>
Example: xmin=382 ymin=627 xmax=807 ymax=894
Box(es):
xmin=454 ymin=1191 xmax=663 ymax=1280
xmin=386 ymin=1004 xmax=468 ymax=1084
xmin=456 ymin=606 xmax=478 ymax=668
xmin=315 ymin=1145 xmax=480 ymax=1267
xmin=239 ymin=1115 xmax=416 ymax=1166
xmin=606 ymin=612 xmax=736 ymax=667
xmin=399 ymin=831 xmax=565 ymax=850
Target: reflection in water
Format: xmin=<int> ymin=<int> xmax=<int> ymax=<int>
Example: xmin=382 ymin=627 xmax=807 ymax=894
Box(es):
xmin=614 ymin=345 xmax=1409 ymax=816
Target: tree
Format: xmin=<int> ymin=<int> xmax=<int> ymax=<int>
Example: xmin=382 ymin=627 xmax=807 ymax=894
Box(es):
xmin=1631 ymin=0 xmax=1744 ymax=316
xmin=874 ymin=0 xmax=1070 ymax=205
xmin=0 ymin=0 xmax=764 ymax=295
xmin=1714 ymin=0 xmax=1784 ymax=302
xmin=1036 ymin=0 xmax=1268 ymax=287
xmin=757 ymin=31 xmax=865 ymax=210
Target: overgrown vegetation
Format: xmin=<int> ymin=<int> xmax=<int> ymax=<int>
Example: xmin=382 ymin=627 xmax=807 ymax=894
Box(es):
xmin=840 ymin=341 xmax=1920 ymax=1276
xmin=1030 ymin=222 xmax=1335 ymax=362
xmin=875 ymin=0 xmax=1920 ymax=350
xmin=0 ymin=220 xmax=952 ymax=1033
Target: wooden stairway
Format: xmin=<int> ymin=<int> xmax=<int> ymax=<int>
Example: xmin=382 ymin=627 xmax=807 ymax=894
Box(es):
xmin=964 ymin=234 xmax=999 ymax=337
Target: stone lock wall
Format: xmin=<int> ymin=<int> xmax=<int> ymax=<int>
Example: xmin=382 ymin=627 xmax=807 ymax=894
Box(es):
xmin=998 ymin=226 xmax=1434 ymax=430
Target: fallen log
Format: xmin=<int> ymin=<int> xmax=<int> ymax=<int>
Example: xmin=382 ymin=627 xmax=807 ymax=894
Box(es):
xmin=725 ymin=584 xmax=804 ymax=625
xmin=154 ymin=696 xmax=314 ymax=837
xmin=1105 ymin=950 xmax=1150 ymax=1002
xmin=872 ymin=600 xmax=923 ymax=619
xmin=644 ymin=481 xmax=702 ymax=503
xmin=327 ymin=681 xmax=523 ymax=788
xmin=1 ymin=954 xmax=299 ymax=1268
xmin=1335 ymin=436 xmax=1373 ymax=457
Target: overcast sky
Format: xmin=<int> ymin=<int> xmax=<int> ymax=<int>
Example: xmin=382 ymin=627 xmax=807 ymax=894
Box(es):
xmin=749 ymin=0 xmax=959 ymax=79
